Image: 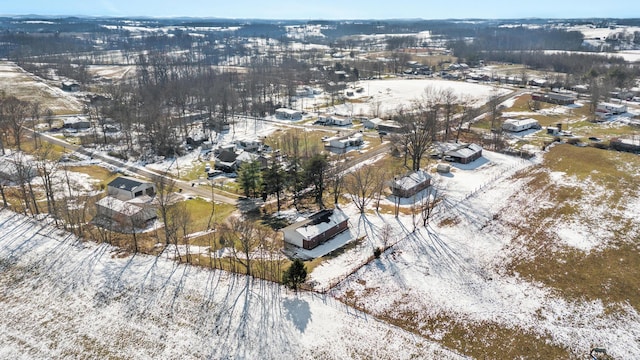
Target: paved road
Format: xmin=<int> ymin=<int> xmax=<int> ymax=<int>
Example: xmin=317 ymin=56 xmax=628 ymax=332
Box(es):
xmin=25 ymin=128 xmax=238 ymax=205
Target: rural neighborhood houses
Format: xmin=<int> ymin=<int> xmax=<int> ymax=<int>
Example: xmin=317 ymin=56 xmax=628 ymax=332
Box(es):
xmin=282 ymin=208 xmax=350 ymax=250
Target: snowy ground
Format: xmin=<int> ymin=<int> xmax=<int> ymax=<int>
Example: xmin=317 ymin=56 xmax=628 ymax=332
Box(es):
xmin=319 ymin=149 xmax=640 ymax=358
xmin=330 ymin=79 xmax=512 ymax=118
xmin=0 ymin=209 xmax=463 ymax=359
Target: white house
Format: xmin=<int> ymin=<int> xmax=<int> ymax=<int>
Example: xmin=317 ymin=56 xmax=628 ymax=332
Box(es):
xmin=362 ymin=118 xmax=384 ymax=129
xmin=282 ymin=208 xmax=349 ymax=250
xmin=327 ymin=133 xmax=363 ymax=149
xmin=502 ymin=118 xmax=541 ymax=132
xmin=318 ymin=114 xmax=353 ymax=126
xmin=596 ymin=102 xmax=627 ymax=115
xmin=275 ymin=108 xmax=302 ymax=120
xmin=107 ymin=176 xmax=156 ymax=201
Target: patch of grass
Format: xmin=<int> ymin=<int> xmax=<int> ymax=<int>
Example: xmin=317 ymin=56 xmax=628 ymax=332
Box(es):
xmin=514 ymin=242 xmax=640 ymax=312
xmin=506 ymin=144 xmax=640 ymax=312
xmin=363 ymin=300 xmax=571 ymax=359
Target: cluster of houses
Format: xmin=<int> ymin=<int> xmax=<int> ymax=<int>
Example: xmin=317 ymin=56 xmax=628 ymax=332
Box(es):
xmin=95 ymin=176 xmax=158 ymax=229
xmin=212 ymin=139 xmax=269 ymax=174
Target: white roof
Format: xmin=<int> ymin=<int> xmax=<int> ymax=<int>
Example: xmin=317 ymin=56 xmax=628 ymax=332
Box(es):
xmin=292 ymin=209 xmax=349 ymax=241
xmin=275 ymin=108 xmax=301 ymax=115
xmin=96 ymin=196 xmax=143 ymax=216
xmin=391 ymin=170 xmax=431 ymax=191
xmin=503 ymin=118 xmax=539 ymax=126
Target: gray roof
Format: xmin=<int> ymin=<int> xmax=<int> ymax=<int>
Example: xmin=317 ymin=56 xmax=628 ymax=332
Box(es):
xmin=108 ymin=177 xmax=146 ymax=192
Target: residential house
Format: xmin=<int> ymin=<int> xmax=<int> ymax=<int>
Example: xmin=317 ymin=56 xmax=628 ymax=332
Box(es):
xmin=502 ymin=118 xmax=541 ymax=132
xmin=282 ymin=208 xmax=349 ymax=250
xmin=362 ymin=117 xmax=384 ymax=129
xmin=532 ymin=92 xmax=576 ymax=105
xmin=441 ymin=143 xmax=483 ymax=164
xmin=389 ymin=170 xmax=432 ymax=198
xmin=95 ymin=196 xmax=157 ymax=228
xmin=275 ymin=108 xmax=302 ymax=121
xmin=327 ymin=132 xmax=363 ymax=149
xmin=610 ymin=137 xmax=640 ymax=153
xmin=214 ymin=149 xmax=238 ymax=172
xmin=596 ymin=102 xmax=627 ymax=115
xmin=63 ymin=116 xmax=91 ymax=130
xmin=107 ymin=176 xmax=156 ymax=201
xmin=317 ymin=114 xmax=353 ymax=126
xmin=377 ymin=120 xmax=403 ymax=134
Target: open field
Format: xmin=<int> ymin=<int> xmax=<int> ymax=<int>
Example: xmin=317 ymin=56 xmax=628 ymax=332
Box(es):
xmin=0 ymin=61 xmax=83 ymax=114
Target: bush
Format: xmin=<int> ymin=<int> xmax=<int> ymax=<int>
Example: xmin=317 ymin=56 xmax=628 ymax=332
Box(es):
xmin=373 ymin=247 xmax=382 ymax=258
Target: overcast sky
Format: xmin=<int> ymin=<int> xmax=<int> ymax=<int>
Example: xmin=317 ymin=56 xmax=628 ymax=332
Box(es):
xmin=2 ymin=0 xmax=637 ymax=19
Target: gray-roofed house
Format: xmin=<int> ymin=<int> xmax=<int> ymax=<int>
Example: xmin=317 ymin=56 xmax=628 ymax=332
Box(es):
xmin=282 ymin=208 xmax=349 ymax=250
xmin=107 ymin=176 xmax=156 ymax=201
xmin=389 ymin=170 xmax=432 ymax=198
xmin=444 ymin=143 xmax=483 ymax=164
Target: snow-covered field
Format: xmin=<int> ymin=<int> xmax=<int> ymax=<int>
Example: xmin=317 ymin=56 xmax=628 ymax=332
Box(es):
xmin=0 ymin=209 xmax=462 ymax=359
xmin=324 ymin=149 xmax=640 ymax=358
xmin=330 ymin=79 xmax=511 ymax=118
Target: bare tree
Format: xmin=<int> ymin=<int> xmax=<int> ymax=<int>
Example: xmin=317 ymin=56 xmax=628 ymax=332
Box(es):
xmin=440 ymin=88 xmax=458 ymax=141
xmin=154 ymin=174 xmax=178 ymax=250
xmin=0 ymin=94 xmax=30 ymax=151
xmin=345 ymin=166 xmax=381 ymax=214
xmin=420 ymin=186 xmax=442 ymax=227
xmin=224 ymin=216 xmax=258 ymax=275
xmin=34 ymin=143 xmax=60 ymax=224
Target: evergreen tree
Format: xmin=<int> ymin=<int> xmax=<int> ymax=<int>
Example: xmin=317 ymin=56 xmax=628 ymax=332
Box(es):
xmin=237 ymin=160 xmax=262 ymax=198
xmin=283 ymin=259 xmax=307 ymax=291
xmin=304 ymin=153 xmax=328 ymax=208
xmin=262 ymin=158 xmax=287 ymax=211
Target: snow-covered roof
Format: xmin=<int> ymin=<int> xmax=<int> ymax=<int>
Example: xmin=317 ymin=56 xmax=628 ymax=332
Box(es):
xmin=445 ymin=143 xmax=482 ymax=158
xmin=285 ymin=209 xmax=349 ymax=241
xmin=96 ymin=196 xmax=144 ymax=216
xmin=391 ymin=170 xmax=431 ymax=191
xmin=503 ymin=118 xmax=539 ymax=126
xmin=275 ymin=108 xmax=301 ymax=115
